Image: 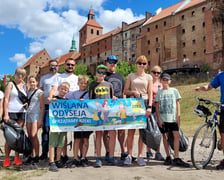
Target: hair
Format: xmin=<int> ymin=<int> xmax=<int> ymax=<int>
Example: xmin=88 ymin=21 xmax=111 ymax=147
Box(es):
xmin=60 ymin=82 xmax=70 ymax=90
xmin=65 ymin=58 xmax=75 ymax=64
xmin=151 ymin=65 xmax=162 ymax=72
xmin=136 ymin=55 xmax=148 ymax=64
xmin=15 ymin=68 xmax=26 ymax=75
xmin=78 ymin=75 xmax=89 ymax=83
xmin=48 ymin=59 xmax=58 ymax=65
xmin=28 ymin=75 xmax=36 ymax=81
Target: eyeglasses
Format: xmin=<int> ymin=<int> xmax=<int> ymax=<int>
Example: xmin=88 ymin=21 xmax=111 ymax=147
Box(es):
xmin=66 ymin=63 xmax=75 ymax=67
xmin=108 ymin=61 xmax=117 ymax=64
xmin=152 ymin=71 xmax=161 ymax=75
xmin=49 ymin=64 xmax=58 ymax=68
xmin=137 ymin=62 xmax=147 ymax=65
xmin=97 ymin=70 xmax=106 ymax=75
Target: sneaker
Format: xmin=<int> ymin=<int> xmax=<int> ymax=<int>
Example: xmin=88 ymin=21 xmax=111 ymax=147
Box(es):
xmin=105 ymin=152 xmax=109 ymax=162
xmin=49 ymin=162 xmax=58 ymax=172
xmin=23 ymin=156 xmax=33 ymax=165
xmin=173 ymin=158 xmax=190 ymax=167
xmin=14 ymin=157 xmax=23 ymax=166
xmin=155 ymin=152 xmax=165 ymax=161
xmin=216 ymin=159 xmax=224 ymax=170
xmin=121 ymin=152 xmax=128 ymax=160
xmin=71 ymin=159 xmax=79 ymax=168
xmin=164 ymin=156 xmax=172 ymax=165
xmin=32 ymin=156 xmax=39 ymax=164
xmin=39 ymin=153 xmax=48 ymax=160
xmin=137 ymin=157 xmax=146 ymax=166
xmin=61 ymin=155 xmax=69 ymax=164
xmin=107 ymin=157 xmax=122 ymax=166
xmin=3 ymin=158 xmax=10 ymax=167
xmin=80 ymin=158 xmax=88 ymax=167
xmin=124 ymin=155 xmax=132 ymax=166
xmin=132 ymin=156 xmax=136 ymax=162
xmin=146 ymin=151 xmax=153 ymax=159
xmin=55 ymin=160 xmax=65 ymax=168
xmin=95 ymin=158 xmax=102 ymax=168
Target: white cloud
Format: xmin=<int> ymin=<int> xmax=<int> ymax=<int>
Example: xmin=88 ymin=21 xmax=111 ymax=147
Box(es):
xmin=9 ymin=53 xmax=28 ymax=67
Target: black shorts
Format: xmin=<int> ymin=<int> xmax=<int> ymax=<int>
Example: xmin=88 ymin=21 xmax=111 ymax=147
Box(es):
xmin=8 ymin=112 xmax=25 ymax=121
xmin=159 ymin=122 xmax=179 ymax=134
xmin=74 ymin=131 xmax=93 ymax=139
xmin=219 ymin=110 xmax=224 ymax=133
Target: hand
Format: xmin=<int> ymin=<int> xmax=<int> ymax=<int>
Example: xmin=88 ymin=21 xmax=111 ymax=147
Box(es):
xmin=47 ymin=97 xmax=52 ymax=104
xmin=157 ymin=119 xmax=163 ymax=128
xmin=80 ymin=98 xmax=84 ymax=101
xmin=194 ymin=87 xmax=200 ymax=91
xmin=145 ymin=108 xmax=151 ymax=118
xmin=112 ymin=96 xmax=117 ymax=101
xmin=134 ymin=91 xmax=141 ymax=99
xmin=38 ymin=120 xmax=43 ymax=129
xmin=3 ymin=115 xmax=9 ymax=123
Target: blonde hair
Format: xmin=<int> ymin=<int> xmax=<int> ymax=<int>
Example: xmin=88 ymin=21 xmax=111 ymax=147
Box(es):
xmin=151 ymin=65 xmax=162 ymax=72
xmin=136 ymin=55 xmax=148 ymax=64
xmin=78 ymin=75 xmax=89 ymax=83
xmin=60 ymin=82 xmax=70 ymax=90
xmin=15 ymin=68 xmax=26 ymax=75
xmin=28 ymin=75 xmax=36 ymax=81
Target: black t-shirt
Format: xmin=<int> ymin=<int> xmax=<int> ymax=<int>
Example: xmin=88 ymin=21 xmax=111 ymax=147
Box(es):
xmin=89 ymin=81 xmax=114 ymax=99
xmin=105 ymin=72 xmax=125 ymax=98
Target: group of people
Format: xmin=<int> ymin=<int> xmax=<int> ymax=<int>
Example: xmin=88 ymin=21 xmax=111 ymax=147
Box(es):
xmin=1 ymin=54 xmax=224 ymax=172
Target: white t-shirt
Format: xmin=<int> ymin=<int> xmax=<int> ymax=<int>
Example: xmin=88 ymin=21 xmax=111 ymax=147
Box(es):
xmin=27 ymin=89 xmax=43 ymax=114
xmin=55 ymin=73 xmax=79 ymax=91
xmin=0 ymin=90 xmax=4 ymax=99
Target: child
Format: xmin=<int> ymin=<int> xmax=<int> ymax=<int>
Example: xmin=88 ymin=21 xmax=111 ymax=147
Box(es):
xmin=155 ymin=73 xmax=189 ymax=167
xmin=25 ymin=76 xmax=44 ymax=164
xmin=66 ymin=75 xmax=92 ymax=167
xmin=89 ymin=64 xmax=116 ymax=167
xmin=48 ymin=82 xmax=70 ymax=172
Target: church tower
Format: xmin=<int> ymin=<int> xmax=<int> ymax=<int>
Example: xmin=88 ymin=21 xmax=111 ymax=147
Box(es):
xmin=79 ymin=9 xmax=103 ymax=49
xmin=69 ymin=34 xmax=77 ymax=52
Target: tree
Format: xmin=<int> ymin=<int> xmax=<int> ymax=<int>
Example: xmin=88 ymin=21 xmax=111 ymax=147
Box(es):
xmin=116 ymin=61 xmax=137 ymax=80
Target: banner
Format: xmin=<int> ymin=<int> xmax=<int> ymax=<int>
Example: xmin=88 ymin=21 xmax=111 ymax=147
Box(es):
xmin=49 ymin=98 xmax=147 ymax=132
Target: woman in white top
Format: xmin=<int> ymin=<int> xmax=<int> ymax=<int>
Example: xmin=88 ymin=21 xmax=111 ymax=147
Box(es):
xmin=123 ymin=55 xmax=153 ymax=166
xmin=25 ymin=76 xmax=44 ymax=164
xmin=0 ymin=86 xmax=4 ymax=120
xmin=3 ymin=68 xmax=27 ymax=167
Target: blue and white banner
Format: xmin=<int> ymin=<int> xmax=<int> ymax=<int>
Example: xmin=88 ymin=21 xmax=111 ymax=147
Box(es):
xmin=49 ymin=98 xmax=147 ymax=132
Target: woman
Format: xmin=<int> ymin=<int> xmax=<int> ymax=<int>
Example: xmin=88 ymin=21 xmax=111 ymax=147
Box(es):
xmin=3 ymin=68 xmax=27 ymax=167
xmin=123 ymin=55 xmax=153 ymax=166
xmin=24 ymin=76 xmax=44 ymax=164
xmin=146 ymin=65 xmax=165 ymax=161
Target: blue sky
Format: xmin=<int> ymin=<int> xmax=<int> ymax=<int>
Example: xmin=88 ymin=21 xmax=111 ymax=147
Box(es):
xmin=0 ymin=0 xmax=181 ymax=77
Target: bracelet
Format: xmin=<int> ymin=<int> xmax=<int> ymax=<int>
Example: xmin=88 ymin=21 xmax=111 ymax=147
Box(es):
xmin=147 ymin=105 xmax=152 ymax=109
xmin=40 ymin=115 xmax=44 ymax=118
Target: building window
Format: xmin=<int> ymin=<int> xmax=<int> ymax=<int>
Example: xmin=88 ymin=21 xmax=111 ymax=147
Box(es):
xmin=192 ymin=25 xmax=195 ymax=31
xmin=204 ymin=49 xmax=206 ymax=53
xmin=90 ymin=56 xmax=92 ymax=62
xmin=192 ymin=39 xmax=196 ymax=44
xmin=183 ymin=54 xmax=186 ymax=58
xmin=132 ymin=44 xmax=135 ymax=51
xmin=97 ymin=42 xmax=99 ymax=45
xmin=97 ymin=30 xmax=99 ymax=35
xmin=202 ymin=22 xmax=205 ymax=27
xmin=147 ymin=28 xmax=150 ymax=32
xmin=193 ymin=52 xmax=197 ymax=56
xmin=164 ymin=21 xmax=166 ymax=26
xmin=116 ymin=36 xmax=119 ymax=40
xmin=105 ymin=52 xmax=107 ymax=56
xmin=183 ymin=42 xmax=186 ymax=47
xmin=148 ymin=40 xmax=150 ymax=45
xmin=192 ymin=11 xmax=195 ymax=16
xmin=155 ymin=25 xmax=158 ymax=29
xmin=132 ymin=34 xmax=135 ymax=40
xmin=156 ymin=37 xmax=158 ymax=42
xmin=132 ymin=54 xmax=135 ymax=62
xmin=202 ymin=7 xmax=206 ymax=12
xmin=156 ymin=48 xmax=159 ymax=53
xmin=181 ymin=15 xmax=185 ymax=20
xmin=123 ymin=41 xmax=127 ymax=48
xmin=182 ymin=29 xmax=185 ymax=34
xmin=105 ymin=45 xmax=107 ymax=49
xmin=84 ymin=58 xmax=86 ymax=63
xmin=148 ymin=50 xmax=150 ymax=55
xmin=97 ymin=53 xmax=100 ymax=58
xmin=91 ymin=29 xmax=94 ymax=34
xmin=203 ymin=36 xmax=206 ymax=41
xmin=125 ymin=33 xmax=127 ymax=38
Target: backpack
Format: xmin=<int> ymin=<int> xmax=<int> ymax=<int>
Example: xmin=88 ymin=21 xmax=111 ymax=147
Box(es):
xmin=167 ymin=128 xmax=189 ymax=152
xmin=140 ymin=114 xmax=162 ymax=151
xmin=1 ymin=120 xmax=33 ymax=156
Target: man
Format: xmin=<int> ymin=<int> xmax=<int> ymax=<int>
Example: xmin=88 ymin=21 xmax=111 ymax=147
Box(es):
xmin=194 ymin=71 xmax=224 ymax=169
xmin=48 ymin=57 xmax=79 ymax=163
xmin=104 ymin=55 xmax=127 ymax=162
xmin=39 ymin=59 xmax=59 ymax=160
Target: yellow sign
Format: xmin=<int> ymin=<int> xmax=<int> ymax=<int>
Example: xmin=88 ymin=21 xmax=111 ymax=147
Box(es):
xmin=131 ymin=101 xmax=142 ymax=112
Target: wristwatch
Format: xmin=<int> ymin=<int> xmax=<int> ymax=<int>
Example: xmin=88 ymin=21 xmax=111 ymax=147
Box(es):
xmin=147 ymin=105 xmax=152 ymax=109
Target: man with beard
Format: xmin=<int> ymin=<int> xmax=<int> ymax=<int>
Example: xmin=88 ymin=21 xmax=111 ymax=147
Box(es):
xmin=104 ymin=55 xmax=128 ymax=163
xmin=48 ymin=58 xmax=79 ymax=164
xmin=39 ymin=59 xmax=59 ymax=160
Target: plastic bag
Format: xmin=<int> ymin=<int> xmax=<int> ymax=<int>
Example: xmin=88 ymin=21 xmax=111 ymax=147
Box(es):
xmin=140 ymin=115 xmax=161 ymax=151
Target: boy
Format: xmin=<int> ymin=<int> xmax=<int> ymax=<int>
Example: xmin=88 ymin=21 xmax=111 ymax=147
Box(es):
xmin=89 ymin=64 xmax=116 ymax=167
xmin=48 ymin=82 xmax=70 ymax=172
xmin=155 ymin=73 xmax=189 ymax=167
xmin=66 ymin=75 xmax=92 ymax=167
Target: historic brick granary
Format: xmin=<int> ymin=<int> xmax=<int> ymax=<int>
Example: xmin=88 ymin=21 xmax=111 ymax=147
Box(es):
xmin=139 ymin=0 xmax=224 ymax=71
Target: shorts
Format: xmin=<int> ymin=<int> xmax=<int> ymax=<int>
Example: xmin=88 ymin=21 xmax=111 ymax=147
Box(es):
xmin=26 ymin=113 xmax=40 ymax=123
xmin=159 ymin=122 xmax=179 ymax=134
xmin=49 ymin=132 xmax=66 ymax=147
xmin=219 ymin=110 xmax=224 ymax=133
xmin=74 ymin=131 xmax=93 ymax=139
xmin=9 ymin=112 xmax=25 ymax=121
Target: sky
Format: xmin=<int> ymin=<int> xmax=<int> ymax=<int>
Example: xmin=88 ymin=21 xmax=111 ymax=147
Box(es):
xmin=0 ymin=0 xmax=182 ymax=77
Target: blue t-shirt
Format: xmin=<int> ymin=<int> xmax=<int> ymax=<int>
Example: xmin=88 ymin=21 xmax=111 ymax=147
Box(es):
xmin=66 ymin=90 xmax=89 ymax=100
xmin=210 ymin=72 xmax=224 ymax=103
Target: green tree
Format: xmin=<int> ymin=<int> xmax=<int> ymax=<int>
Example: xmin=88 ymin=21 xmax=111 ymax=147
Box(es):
xmin=74 ymin=64 xmax=88 ymax=75
xmin=116 ymin=61 xmax=137 ymax=80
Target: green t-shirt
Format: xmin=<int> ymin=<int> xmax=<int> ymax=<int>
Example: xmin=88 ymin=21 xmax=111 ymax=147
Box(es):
xmin=154 ymin=88 xmax=181 ymax=123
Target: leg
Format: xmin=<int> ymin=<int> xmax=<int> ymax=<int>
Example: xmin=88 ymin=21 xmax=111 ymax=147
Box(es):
xmin=127 ymin=129 xmax=135 ymax=155
xmin=108 ymin=130 xmax=116 ymax=158
xmin=82 ymin=138 xmax=89 ymax=159
xmin=31 ymin=122 xmax=39 ymax=157
xmin=118 ymin=130 xmax=126 ymax=154
xmin=49 ymin=146 xmax=55 ymax=163
xmin=95 ymin=131 xmax=103 ymax=157
xmin=73 ymin=138 xmax=80 ymax=160
xmin=103 ymin=131 xmax=109 ymax=160
xmin=172 ymin=131 xmax=180 ymax=159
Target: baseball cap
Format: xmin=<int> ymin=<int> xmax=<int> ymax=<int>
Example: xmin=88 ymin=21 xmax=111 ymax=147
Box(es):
xmin=96 ymin=64 xmax=108 ymax=71
xmin=106 ymin=55 xmax=118 ymax=61
xmin=160 ymin=73 xmax=171 ymax=80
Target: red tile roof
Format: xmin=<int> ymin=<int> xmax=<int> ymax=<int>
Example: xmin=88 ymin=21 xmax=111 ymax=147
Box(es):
xmin=56 ymin=51 xmax=80 ymax=66
xmin=89 ymin=9 xmax=95 ymax=16
xmin=79 ymin=19 xmax=103 ymax=32
xmin=83 ymin=27 xmax=121 ymax=46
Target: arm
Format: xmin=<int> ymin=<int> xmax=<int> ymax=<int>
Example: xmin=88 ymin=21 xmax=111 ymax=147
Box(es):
xmin=176 ymin=99 xmax=180 ymax=127
xmin=47 ymin=85 xmax=57 ymax=103
xmin=3 ymin=82 xmax=12 ymax=122
xmin=155 ymin=102 xmax=163 ymax=128
xmin=194 ymin=84 xmax=213 ymax=91
xmin=145 ymin=79 xmax=153 ymax=118
xmin=123 ymin=78 xmax=140 ymax=98
xmin=38 ymin=91 xmax=45 ymax=128
xmin=0 ymin=98 xmax=3 ymax=120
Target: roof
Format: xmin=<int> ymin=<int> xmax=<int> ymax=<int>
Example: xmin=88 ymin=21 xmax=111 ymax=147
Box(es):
xmin=122 ymin=18 xmax=146 ymax=31
xmin=83 ymin=27 xmax=121 ymax=47
xmin=79 ymin=19 xmax=103 ymax=32
xmin=56 ymin=51 xmax=80 ymax=66
xmin=144 ymin=0 xmax=206 ymax=26
xmin=88 ymin=9 xmax=95 ymax=16
xmin=23 ymin=49 xmax=50 ymax=68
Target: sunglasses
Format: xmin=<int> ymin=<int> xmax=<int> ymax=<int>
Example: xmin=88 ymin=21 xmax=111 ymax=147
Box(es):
xmin=66 ymin=63 xmax=75 ymax=67
xmin=137 ymin=62 xmax=147 ymax=65
xmin=49 ymin=64 xmax=58 ymax=68
xmin=152 ymin=71 xmax=161 ymax=75
xmin=108 ymin=61 xmax=117 ymax=64
xmin=97 ymin=70 xmax=106 ymax=75
xmin=16 ymin=73 xmax=25 ymax=77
